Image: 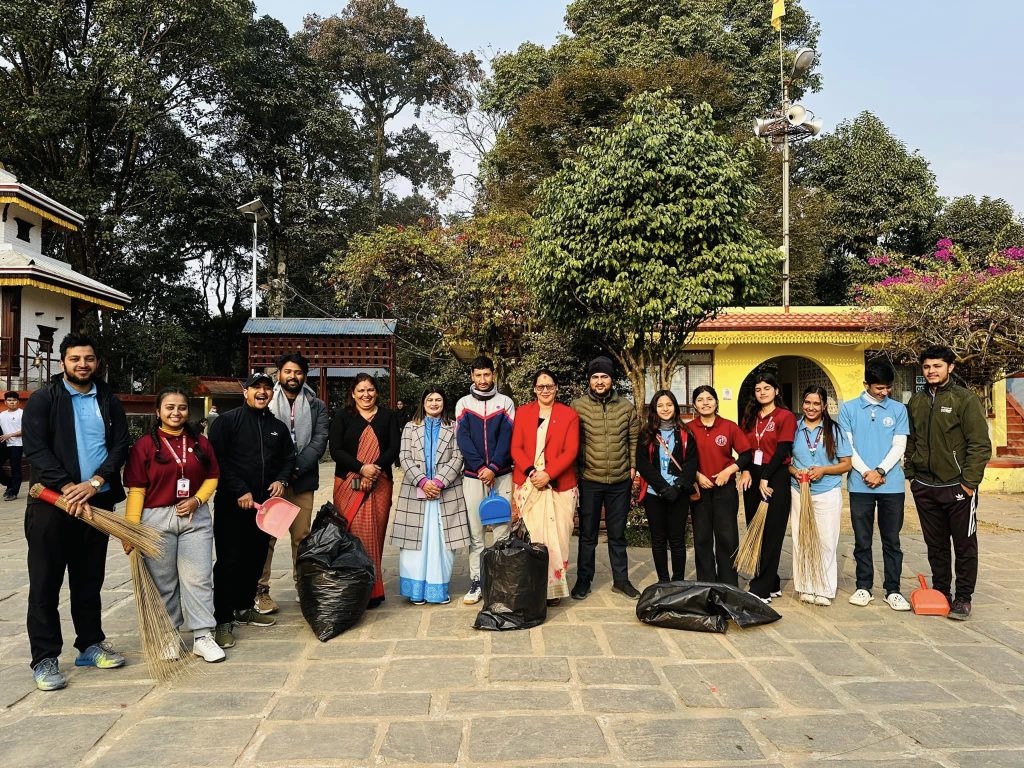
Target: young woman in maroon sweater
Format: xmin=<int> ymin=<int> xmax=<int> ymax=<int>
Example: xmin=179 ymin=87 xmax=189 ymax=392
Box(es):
xmin=123 ymin=388 xmax=223 ymax=662
xmin=739 ymin=373 xmax=796 ymax=603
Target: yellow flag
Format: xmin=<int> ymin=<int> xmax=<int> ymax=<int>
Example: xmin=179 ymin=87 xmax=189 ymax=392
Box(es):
xmin=771 ymin=0 xmax=785 ymax=30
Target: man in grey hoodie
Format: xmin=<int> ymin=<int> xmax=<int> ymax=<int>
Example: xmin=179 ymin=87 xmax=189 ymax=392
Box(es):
xmin=255 ymin=353 xmax=330 ymax=614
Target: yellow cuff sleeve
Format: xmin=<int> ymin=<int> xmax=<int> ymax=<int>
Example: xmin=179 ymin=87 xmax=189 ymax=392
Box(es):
xmin=195 ymin=477 xmax=219 ymax=505
xmin=125 ymin=487 xmax=146 ymax=524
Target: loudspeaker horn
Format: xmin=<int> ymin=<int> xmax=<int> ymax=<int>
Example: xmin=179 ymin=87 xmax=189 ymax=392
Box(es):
xmin=785 ymin=103 xmax=807 ymax=126
xmin=804 ymin=117 xmax=824 ymax=136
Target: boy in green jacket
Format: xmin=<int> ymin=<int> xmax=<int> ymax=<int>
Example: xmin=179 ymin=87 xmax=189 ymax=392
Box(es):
xmin=905 ymin=345 xmax=991 ymax=620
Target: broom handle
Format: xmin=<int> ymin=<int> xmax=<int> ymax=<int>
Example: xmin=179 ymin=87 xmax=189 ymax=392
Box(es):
xmin=29 ymin=484 xmax=115 ymax=517
xmin=918 ymin=574 xmax=928 ymax=590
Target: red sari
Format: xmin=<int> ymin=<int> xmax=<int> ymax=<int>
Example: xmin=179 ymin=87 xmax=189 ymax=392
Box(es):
xmin=333 ymin=422 xmax=394 ymax=601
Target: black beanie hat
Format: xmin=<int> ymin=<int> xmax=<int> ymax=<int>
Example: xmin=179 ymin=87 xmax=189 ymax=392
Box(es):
xmin=587 ymin=356 xmax=614 ymax=378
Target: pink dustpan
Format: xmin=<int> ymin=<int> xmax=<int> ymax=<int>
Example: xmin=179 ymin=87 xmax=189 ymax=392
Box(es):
xmin=255 ymin=497 xmax=301 ymax=538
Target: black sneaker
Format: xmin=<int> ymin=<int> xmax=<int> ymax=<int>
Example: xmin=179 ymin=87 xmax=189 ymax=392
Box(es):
xmin=570 ymin=581 xmax=592 ymax=600
xmin=612 ymin=581 xmax=641 ymax=599
xmin=948 ymin=597 xmax=972 ymax=621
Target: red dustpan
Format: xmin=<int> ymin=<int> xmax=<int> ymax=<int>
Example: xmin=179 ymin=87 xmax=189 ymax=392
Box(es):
xmin=255 ymin=497 xmax=301 ymax=539
xmin=910 ymin=574 xmax=950 ymax=616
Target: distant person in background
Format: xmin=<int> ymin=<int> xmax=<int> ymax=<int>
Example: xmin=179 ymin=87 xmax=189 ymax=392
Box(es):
xmin=255 ymin=353 xmax=329 ymax=615
xmin=0 ymin=391 xmax=24 ymax=500
xmin=394 ymin=399 xmax=409 ymax=468
xmin=330 ymin=373 xmax=400 ymax=609
xmin=205 ymin=405 xmax=219 ymax=431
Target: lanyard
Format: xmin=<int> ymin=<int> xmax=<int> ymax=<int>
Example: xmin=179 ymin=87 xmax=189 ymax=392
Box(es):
xmin=160 ymin=435 xmax=189 ymax=477
xmin=802 ymin=424 xmax=822 ymax=454
xmin=655 ymin=432 xmax=685 ymax=472
xmin=754 ymin=414 xmax=774 ymax=446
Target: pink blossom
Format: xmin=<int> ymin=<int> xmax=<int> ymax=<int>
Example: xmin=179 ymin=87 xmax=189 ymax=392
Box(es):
xmin=935 ymin=249 xmax=952 ymax=262
xmin=936 ymin=238 xmax=954 ymax=249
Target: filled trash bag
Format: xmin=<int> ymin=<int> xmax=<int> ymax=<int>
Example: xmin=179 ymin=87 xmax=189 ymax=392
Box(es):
xmin=636 ymin=581 xmax=782 ymax=633
xmin=474 ymin=519 xmax=548 ymax=631
xmin=296 ymin=503 xmax=376 ymax=641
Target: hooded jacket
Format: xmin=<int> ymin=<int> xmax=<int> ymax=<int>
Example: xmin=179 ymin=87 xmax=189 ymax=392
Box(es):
xmin=208 ymin=404 xmax=295 ymax=505
xmin=905 ymin=380 xmax=991 ymax=489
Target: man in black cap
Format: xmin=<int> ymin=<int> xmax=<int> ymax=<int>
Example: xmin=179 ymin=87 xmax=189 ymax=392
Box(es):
xmin=208 ymin=372 xmax=295 ymax=649
xmin=571 ymin=356 xmax=640 ymax=599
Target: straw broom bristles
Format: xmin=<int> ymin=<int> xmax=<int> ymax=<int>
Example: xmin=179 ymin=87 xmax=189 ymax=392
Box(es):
xmin=796 ymin=477 xmax=827 ymax=593
xmin=29 ymin=484 xmax=164 ymax=558
xmin=129 ymin=551 xmax=199 ymax=683
xmin=734 ymin=499 xmax=769 ymax=577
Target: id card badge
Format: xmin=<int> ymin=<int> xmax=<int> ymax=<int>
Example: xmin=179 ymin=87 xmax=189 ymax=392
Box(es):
xmin=176 ymin=478 xmax=191 ymax=498
xmin=753 ymin=449 xmax=764 ymax=466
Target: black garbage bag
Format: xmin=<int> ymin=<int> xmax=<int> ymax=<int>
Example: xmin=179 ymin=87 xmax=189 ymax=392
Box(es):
xmin=636 ymin=581 xmax=782 ymax=633
xmin=295 ymin=502 xmax=376 ymax=641
xmin=474 ymin=519 xmax=548 ymax=631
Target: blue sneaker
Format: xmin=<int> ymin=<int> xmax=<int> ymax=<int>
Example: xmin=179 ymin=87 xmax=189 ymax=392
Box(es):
xmin=74 ymin=641 xmax=126 ymax=669
xmin=33 ymin=658 xmax=67 ymax=691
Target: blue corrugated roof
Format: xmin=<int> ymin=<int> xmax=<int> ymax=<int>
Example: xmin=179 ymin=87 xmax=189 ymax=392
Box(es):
xmin=242 ymin=318 xmax=396 ymax=336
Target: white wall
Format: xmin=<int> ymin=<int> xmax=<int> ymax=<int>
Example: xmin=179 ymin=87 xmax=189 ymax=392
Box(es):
xmin=18 ymin=288 xmax=72 ymax=385
xmin=1 ymin=206 xmax=43 ymax=256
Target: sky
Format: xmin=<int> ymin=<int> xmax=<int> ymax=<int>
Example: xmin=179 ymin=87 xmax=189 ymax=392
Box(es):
xmin=256 ymin=0 xmax=1024 ymax=213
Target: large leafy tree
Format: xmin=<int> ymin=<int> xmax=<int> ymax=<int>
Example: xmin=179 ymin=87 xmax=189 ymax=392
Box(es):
xmin=529 ymin=92 xmax=777 ymax=410
xmin=930 ymin=195 xmax=1024 ymax=268
xmin=798 ymin=111 xmax=942 ymax=298
xmin=303 ymin=0 xmax=480 ymax=220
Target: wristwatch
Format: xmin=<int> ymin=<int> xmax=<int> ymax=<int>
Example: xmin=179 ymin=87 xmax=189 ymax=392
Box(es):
xmin=874 ymin=467 xmax=887 ymax=478
xmin=89 ymin=477 xmax=102 ymax=489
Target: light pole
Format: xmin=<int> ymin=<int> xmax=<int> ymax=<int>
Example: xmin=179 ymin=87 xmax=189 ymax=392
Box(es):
xmin=237 ymin=199 xmax=270 ymax=319
xmin=754 ymin=46 xmax=822 ymax=311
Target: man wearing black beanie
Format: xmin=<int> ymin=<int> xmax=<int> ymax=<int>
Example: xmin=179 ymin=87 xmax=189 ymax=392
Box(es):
xmin=571 ymin=356 xmax=640 ymax=599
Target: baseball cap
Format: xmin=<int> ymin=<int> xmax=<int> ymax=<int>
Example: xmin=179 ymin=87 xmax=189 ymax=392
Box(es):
xmin=245 ymin=372 xmax=274 ymax=388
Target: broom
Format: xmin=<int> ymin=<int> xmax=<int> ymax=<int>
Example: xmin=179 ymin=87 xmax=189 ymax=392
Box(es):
xmin=734 ymin=498 xmax=770 ymax=578
xmin=30 ymin=484 xmax=164 ymax=558
xmin=129 ymin=550 xmax=199 ymax=682
xmin=796 ymin=475 xmax=827 ymax=595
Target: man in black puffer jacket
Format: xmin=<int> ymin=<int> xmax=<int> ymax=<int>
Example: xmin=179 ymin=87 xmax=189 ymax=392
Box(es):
xmin=208 ymin=373 xmax=295 ymax=649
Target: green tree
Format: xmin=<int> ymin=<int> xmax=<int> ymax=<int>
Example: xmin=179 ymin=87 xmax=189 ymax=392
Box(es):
xmin=798 ymin=111 xmax=942 ymax=297
xmin=529 ymin=92 xmax=777 ymax=411
xmin=930 ymin=195 xmax=1024 ymax=267
xmin=303 ymin=0 xmax=480 ymax=219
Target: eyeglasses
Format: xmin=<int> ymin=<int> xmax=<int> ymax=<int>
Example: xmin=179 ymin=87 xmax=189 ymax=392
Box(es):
xmin=534 ymin=385 xmax=556 ymax=391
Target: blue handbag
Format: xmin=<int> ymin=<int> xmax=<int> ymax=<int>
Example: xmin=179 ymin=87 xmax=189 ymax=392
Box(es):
xmin=478 ymin=486 xmax=512 ymax=526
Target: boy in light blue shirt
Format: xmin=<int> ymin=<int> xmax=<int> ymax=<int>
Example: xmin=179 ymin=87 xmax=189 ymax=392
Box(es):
xmin=838 ymin=361 xmax=911 ymax=611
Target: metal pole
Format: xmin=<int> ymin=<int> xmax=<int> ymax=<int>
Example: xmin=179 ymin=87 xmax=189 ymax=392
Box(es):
xmin=251 ymin=219 xmax=258 ymax=319
xmin=782 ymin=90 xmax=791 ymax=312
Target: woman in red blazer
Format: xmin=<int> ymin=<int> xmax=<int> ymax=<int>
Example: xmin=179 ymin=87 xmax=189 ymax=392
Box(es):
xmin=511 ymin=368 xmax=580 ymax=605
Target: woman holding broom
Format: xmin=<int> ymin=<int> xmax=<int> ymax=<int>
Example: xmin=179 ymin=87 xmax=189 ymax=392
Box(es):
xmin=635 ymin=390 xmax=698 ymax=583
xmin=739 ymin=373 xmax=796 ymax=604
xmin=690 ymin=385 xmax=752 ymax=586
xmin=391 ymin=387 xmax=471 ymax=605
xmin=330 ymin=373 xmax=401 ymax=609
xmin=122 ymin=387 xmax=224 ymax=662
xmin=788 ymin=386 xmax=852 ymax=606
xmin=510 ymin=369 xmax=579 ymax=605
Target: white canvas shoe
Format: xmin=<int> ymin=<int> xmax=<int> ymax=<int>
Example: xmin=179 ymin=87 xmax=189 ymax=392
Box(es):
xmin=849 ymin=589 xmax=874 ymax=606
xmin=886 ymin=592 xmax=912 ymax=612
xmin=193 ymin=634 xmax=227 ymax=663
xmin=799 ymin=593 xmax=816 ymax=604
xmin=813 ymin=595 xmax=832 ymax=606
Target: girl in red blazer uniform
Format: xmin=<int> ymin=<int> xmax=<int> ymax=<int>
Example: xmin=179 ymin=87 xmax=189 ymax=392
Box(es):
xmin=511 ymin=369 xmax=579 ymax=604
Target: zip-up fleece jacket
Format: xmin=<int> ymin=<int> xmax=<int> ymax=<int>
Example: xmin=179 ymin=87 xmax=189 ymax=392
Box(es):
xmin=23 ymin=374 xmax=130 ymax=507
xmin=208 ymin=405 xmax=296 ymax=505
xmin=905 ymin=381 xmax=991 ymax=490
xmin=455 ymin=390 xmax=515 ymax=478
xmin=572 ymin=390 xmax=639 ymax=485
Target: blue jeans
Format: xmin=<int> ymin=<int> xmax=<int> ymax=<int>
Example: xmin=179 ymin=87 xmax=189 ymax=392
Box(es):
xmin=576 ymin=479 xmax=631 ymax=586
xmin=849 ymin=492 xmax=905 ymax=595
xmin=142 ymin=503 xmax=216 ymax=638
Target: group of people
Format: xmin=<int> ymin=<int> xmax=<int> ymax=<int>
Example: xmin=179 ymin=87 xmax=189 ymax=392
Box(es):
xmin=22 ymin=334 xmax=992 ymax=693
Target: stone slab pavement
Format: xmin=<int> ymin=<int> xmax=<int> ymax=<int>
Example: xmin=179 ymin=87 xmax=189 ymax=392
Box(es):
xmin=0 ymin=464 xmax=1022 ymax=767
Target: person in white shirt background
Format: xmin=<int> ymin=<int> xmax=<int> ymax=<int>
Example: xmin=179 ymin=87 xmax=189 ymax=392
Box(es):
xmin=0 ymin=391 xmax=24 ymax=501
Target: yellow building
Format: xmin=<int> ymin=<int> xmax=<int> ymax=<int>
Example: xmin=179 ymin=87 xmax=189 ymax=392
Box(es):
xmin=669 ymin=306 xmax=1022 ymax=492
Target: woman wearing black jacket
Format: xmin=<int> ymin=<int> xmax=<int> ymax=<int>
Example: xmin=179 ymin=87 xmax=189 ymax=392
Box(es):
xmin=635 ymin=390 xmax=698 ymax=583
xmin=329 ymin=373 xmax=400 ymax=608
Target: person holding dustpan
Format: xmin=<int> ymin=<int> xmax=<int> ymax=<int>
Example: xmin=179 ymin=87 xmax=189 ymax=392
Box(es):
xmin=905 ymin=345 xmax=991 ymax=621
xmin=208 ymin=373 xmax=295 ymax=649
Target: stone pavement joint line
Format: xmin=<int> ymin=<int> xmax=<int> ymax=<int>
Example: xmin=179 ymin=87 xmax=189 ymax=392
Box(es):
xmin=0 ymin=464 xmax=1021 ymax=766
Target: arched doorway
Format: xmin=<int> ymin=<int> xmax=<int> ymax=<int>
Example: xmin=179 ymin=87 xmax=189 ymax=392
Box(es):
xmin=738 ymin=356 xmax=842 ymax=418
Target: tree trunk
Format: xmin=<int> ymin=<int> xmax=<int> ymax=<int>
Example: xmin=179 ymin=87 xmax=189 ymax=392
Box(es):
xmin=370 ymin=118 xmax=385 ymax=224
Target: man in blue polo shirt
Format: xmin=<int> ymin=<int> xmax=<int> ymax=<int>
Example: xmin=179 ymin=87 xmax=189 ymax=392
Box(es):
xmin=838 ymin=360 xmax=911 ymax=611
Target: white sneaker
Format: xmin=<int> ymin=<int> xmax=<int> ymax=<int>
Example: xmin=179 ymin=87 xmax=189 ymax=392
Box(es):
xmin=813 ymin=595 xmax=832 ymax=606
xmin=770 ymin=589 xmax=783 ymax=598
xmin=799 ymin=593 xmax=816 ymax=604
xmin=463 ymin=580 xmax=482 ymax=605
xmin=849 ymin=588 xmax=874 ymax=606
xmin=886 ymin=592 xmax=912 ymax=612
xmin=193 ymin=634 xmax=227 ymax=663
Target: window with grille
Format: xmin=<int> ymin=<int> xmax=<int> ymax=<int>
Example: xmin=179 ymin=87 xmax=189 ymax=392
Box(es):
xmin=643 ymin=351 xmax=713 ymax=412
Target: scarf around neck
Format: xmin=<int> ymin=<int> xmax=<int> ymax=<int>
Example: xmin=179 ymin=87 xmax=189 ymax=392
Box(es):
xmin=471 ymin=384 xmax=497 ymax=401
xmin=271 ymin=383 xmax=314 ymax=451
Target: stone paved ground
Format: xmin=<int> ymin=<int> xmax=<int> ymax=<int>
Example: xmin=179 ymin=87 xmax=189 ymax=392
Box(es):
xmin=1 ymin=464 xmax=1023 ymax=767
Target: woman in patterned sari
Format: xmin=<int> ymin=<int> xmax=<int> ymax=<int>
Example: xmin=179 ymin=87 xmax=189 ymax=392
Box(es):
xmin=510 ymin=369 xmax=579 ymax=605
xmin=329 ymin=373 xmax=400 ymax=609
